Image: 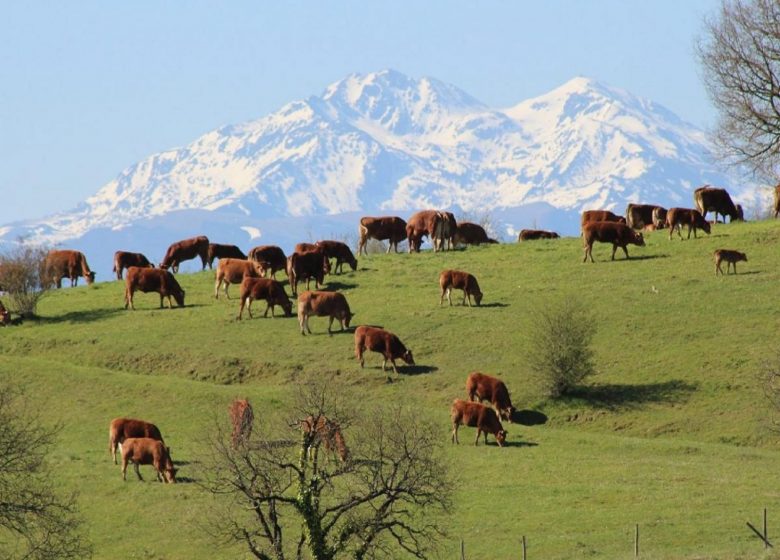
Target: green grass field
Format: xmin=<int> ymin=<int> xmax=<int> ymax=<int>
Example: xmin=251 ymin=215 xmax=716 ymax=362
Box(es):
xmin=3 ymin=220 xmax=780 ymax=559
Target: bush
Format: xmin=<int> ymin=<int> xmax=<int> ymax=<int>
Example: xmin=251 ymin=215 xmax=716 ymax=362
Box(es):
xmin=0 ymin=242 xmax=50 ymax=318
xmin=528 ymin=297 xmax=596 ymax=398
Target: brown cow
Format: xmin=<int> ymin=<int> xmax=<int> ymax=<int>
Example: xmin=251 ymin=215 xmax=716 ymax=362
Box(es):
xmin=315 ymin=240 xmax=358 ymax=274
xmin=454 ymin=222 xmax=498 ymax=246
xmin=582 ymin=221 xmax=645 ymax=262
xmin=45 ymin=250 xmax=96 ymax=288
xmin=207 ymin=243 xmax=247 ymax=269
xmin=288 ymin=250 xmax=330 ymax=296
xmin=666 ymin=208 xmax=711 ymax=240
xmin=694 ymin=186 xmax=740 ymax=223
xmin=439 ymin=269 xmax=483 ymax=307
xmin=518 ymin=229 xmax=560 ymax=241
xmin=300 ymin=415 xmax=349 ymax=462
xmin=297 ymin=290 xmax=353 ymax=336
xmin=581 ymin=210 xmax=627 ymax=228
xmin=237 ymin=277 xmax=292 ymax=319
xmin=160 ymin=235 xmax=209 ymax=272
xmin=124 ymin=267 xmax=185 ymax=309
xmin=294 ymin=242 xmax=318 ymax=254
xmin=229 ymin=398 xmax=254 ymax=447
xmin=248 ymin=245 xmax=287 ymax=279
xmin=714 ymin=249 xmax=748 ymax=275
xmin=354 ymin=325 xmax=414 ymax=374
xmin=214 ymin=258 xmax=263 ymax=299
xmin=0 ymin=299 xmax=9 ymax=326
xmin=774 ymin=184 xmax=780 ymax=219
xmin=466 ymin=372 xmax=515 ymax=422
xmin=108 ymin=417 xmax=165 ymax=465
xmin=121 ymin=437 xmax=177 ymax=483
xmin=432 ymin=211 xmax=457 ymax=251
xmin=450 ymin=399 xmax=506 ymax=447
xmin=113 ymin=251 xmax=153 ymax=280
xmin=626 ymin=203 xmax=667 ymax=230
xmin=358 ymin=216 xmax=407 ymax=255
xmin=652 ymin=207 xmax=668 ymax=229
xmin=406 ymin=210 xmax=455 ymax=253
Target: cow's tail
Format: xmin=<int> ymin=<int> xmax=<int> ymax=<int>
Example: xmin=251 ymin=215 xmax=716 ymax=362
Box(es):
xmin=358 ymin=222 xmax=368 ymax=254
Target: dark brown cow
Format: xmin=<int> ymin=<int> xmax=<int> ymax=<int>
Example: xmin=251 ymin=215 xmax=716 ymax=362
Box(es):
xmin=121 ymin=437 xmax=177 ymax=483
xmin=466 ymin=372 xmax=515 ymax=421
xmin=207 ymin=243 xmax=247 ymax=269
xmin=297 ymin=290 xmax=352 ymax=336
xmin=124 ymin=267 xmax=185 ymax=309
xmin=237 ymin=277 xmax=292 ymax=319
xmin=354 ymin=325 xmax=414 ymax=374
xmin=45 ymin=250 xmax=96 ymax=288
xmin=248 ymin=245 xmax=287 ymax=279
xmin=301 ymin=415 xmax=349 ymax=462
xmin=666 ymin=208 xmax=711 ymax=240
xmin=294 ymin=242 xmax=318 ymax=254
xmin=518 ymin=229 xmax=560 ymax=241
xmin=454 ymin=222 xmax=498 ymax=246
xmin=439 ymin=269 xmax=483 ymax=307
xmin=714 ymin=249 xmax=748 ymax=275
xmin=288 ymin=250 xmax=330 ymax=296
xmin=358 ymin=216 xmax=407 ymax=255
xmin=113 ymin=251 xmax=153 ymax=280
xmin=774 ymin=184 xmax=780 ymax=219
xmin=160 ymin=235 xmax=209 ymax=272
xmin=626 ymin=203 xmax=667 ymax=230
xmin=108 ymin=417 xmax=164 ymax=465
xmin=582 ymin=221 xmax=645 ymax=262
xmin=0 ymin=299 xmax=9 ymax=326
xmin=581 ymin=210 xmax=627 ymax=228
xmin=229 ymin=399 xmax=254 ymax=447
xmin=694 ymin=186 xmax=740 ymax=223
xmin=214 ymin=258 xmax=263 ymax=299
xmin=315 ymin=240 xmax=358 ymax=274
xmin=450 ymin=399 xmax=506 ymax=447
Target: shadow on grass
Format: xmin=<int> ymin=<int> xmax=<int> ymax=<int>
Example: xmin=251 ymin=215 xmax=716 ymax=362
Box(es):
xmin=35 ymin=308 xmax=124 ymax=324
xmin=614 ymin=254 xmax=669 ymax=261
xmin=478 ymin=302 xmax=509 ymax=308
xmin=400 ymin=365 xmax=438 ymax=376
xmin=173 ymin=476 xmax=197 ymax=484
xmin=501 ymin=440 xmax=538 ymax=449
xmin=511 ymin=409 xmax=548 ymax=426
xmin=563 ymin=379 xmax=697 ymax=410
xmin=325 ymin=281 xmax=358 ymax=290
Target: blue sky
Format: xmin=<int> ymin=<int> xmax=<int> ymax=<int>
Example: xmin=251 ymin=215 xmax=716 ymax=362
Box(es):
xmin=1 ymin=1 xmax=719 ymax=223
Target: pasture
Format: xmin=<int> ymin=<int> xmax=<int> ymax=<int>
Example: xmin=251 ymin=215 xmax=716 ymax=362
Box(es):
xmin=3 ymin=219 xmax=780 ymax=559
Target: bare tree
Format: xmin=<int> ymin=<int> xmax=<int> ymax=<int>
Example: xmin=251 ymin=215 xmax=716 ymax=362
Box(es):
xmin=0 ymin=240 xmax=50 ymax=318
xmin=697 ymin=0 xmax=780 ymax=180
xmin=0 ymin=380 xmax=91 ymax=559
xmin=200 ymin=382 xmax=453 ymax=560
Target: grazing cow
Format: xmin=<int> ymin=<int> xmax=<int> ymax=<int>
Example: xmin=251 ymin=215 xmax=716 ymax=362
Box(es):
xmin=121 ymin=437 xmax=177 ymax=483
xmin=294 ymin=242 xmax=319 ymax=254
xmin=300 ymin=415 xmax=349 ymax=462
xmin=666 ymin=208 xmax=712 ymax=240
xmin=432 ymin=211 xmax=457 ymax=252
xmin=124 ymin=267 xmax=185 ymax=309
xmin=694 ymin=186 xmax=741 ymax=223
xmin=450 ymin=399 xmax=506 ymax=447
xmin=714 ymin=249 xmax=748 ymax=275
xmin=406 ymin=210 xmax=456 ymax=253
xmin=315 ymin=240 xmax=358 ymax=274
xmin=652 ymin=207 xmax=668 ymax=229
xmin=774 ymin=184 xmax=780 ymax=219
xmin=581 ymin=210 xmax=627 ymax=229
xmin=454 ymin=222 xmax=498 ymax=246
xmin=466 ymin=372 xmax=515 ymax=421
xmin=0 ymin=299 xmax=9 ymax=326
xmin=439 ymin=269 xmax=483 ymax=307
xmin=113 ymin=251 xmax=153 ymax=280
xmin=45 ymin=250 xmax=96 ymax=288
xmin=248 ymin=245 xmax=287 ymax=279
xmin=582 ymin=221 xmax=645 ymax=262
xmin=214 ymin=258 xmax=263 ymax=299
xmin=288 ymin=250 xmax=330 ymax=296
xmin=354 ymin=325 xmax=414 ymax=374
xmin=518 ymin=229 xmax=560 ymax=241
xmin=160 ymin=235 xmax=209 ymax=272
xmin=626 ymin=204 xmax=667 ymax=231
xmin=108 ymin=417 xmax=165 ymax=465
xmin=358 ymin=216 xmax=407 ymax=255
xmin=297 ymin=290 xmax=353 ymax=336
xmin=207 ymin=243 xmax=247 ymax=269
xmin=237 ymin=277 xmax=292 ymax=319
xmin=229 ymin=399 xmax=254 ymax=447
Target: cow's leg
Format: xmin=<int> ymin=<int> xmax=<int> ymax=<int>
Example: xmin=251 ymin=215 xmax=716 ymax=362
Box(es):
xmin=447 ymin=287 xmax=453 ymax=306
xmin=214 ymin=278 xmax=221 ymax=299
xmin=328 ymin=316 xmax=334 ymax=336
xmin=610 ymin=243 xmax=617 ymax=261
xmin=122 ymin=457 xmax=129 ymax=481
xmin=715 ymin=260 xmax=721 ymax=276
xmin=475 ymin=429 xmax=481 ymax=446
xmin=298 ymin=312 xmax=306 ymax=335
xmin=134 ymin=462 xmax=143 ymax=481
xmin=159 ymin=294 xmax=164 ymax=309
xmin=451 ymin=424 xmax=459 ymax=444
xmin=381 ymin=358 xmax=387 ymax=372
xmin=391 ymin=359 xmax=399 ymax=374
xmin=621 ymin=245 xmax=629 ymax=260
xmin=356 ymin=343 xmax=365 ymax=367
xmin=224 ymin=282 xmax=231 ymax=299
xmin=439 ymin=286 xmax=446 ymax=306
xmin=464 ymin=290 xmax=470 ymax=307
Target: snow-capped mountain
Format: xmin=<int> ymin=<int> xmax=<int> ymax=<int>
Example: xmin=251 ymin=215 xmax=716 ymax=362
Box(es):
xmin=0 ymin=69 xmax=759 ymax=277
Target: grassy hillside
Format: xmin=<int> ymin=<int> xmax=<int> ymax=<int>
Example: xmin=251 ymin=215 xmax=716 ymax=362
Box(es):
xmin=3 ymin=219 xmax=780 ymax=559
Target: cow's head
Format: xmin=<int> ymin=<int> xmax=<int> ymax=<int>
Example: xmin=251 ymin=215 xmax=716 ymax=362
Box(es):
xmin=349 ymin=257 xmax=358 ymax=271
xmin=401 ymin=349 xmax=415 ymax=366
xmin=633 ymin=232 xmax=645 ymax=246
xmin=322 ymin=255 xmax=332 ymax=275
xmin=700 ymin=219 xmax=712 ymax=234
xmin=86 ymin=271 xmax=96 ymax=285
xmin=344 ymin=310 xmax=354 ymax=329
xmin=495 ymin=430 xmax=507 ymax=447
xmin=174 ymin=289 xmax=186 ymax=308
xmin=280 ymin=296 xmax=293 ymax=317
xmin=251 ymin=261 xmax=265 ymax=277
xmin=501 ymin=406 xmax=516 ymax=422
xmin=474 ymin=291 xmax=483 ymax=306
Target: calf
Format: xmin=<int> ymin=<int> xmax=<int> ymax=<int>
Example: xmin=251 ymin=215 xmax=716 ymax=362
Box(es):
xmin=315 ymin=240 xmax=358 ymax=274
xmin=358 ymin=216 xmax=407 ymax=254
xmin=714 ymin=249 xmax=748 ymax=275
xmin=518 ymin=229 xmax=560 ymax=241
xmin=454 ymin=222 xmax=498 ymax=246
xmin=300 ymin=415 xmax=349 ymax=462
xmin=214 ymin=258 xmax=263 ymax=299
xmin=288 ymin=250 xmax=330 ymax=296
xmin=229 ymin=399 xmax=254 ymax=448
xmin=354 ymin=325 xmax=414 ymax=374
xmin=582 ymin=221 xmax=645 ymax=262
xmin=108 ymin=417 xmax=164 ymax=465
xmin=124 ymin=266 xmax=185 ymax=309
xmin=439 ymin=269 xmax=483 ymax=307
xmin=237 ymin=277 xmax=292 ymax=319
xmin=113 ymin=251 xmax=153 ymax=280
xmin=45 ymin=250 xmax=96 ymax=288
xmin=466 ymin=372 xmax=515 ymax=421
xmin=207 ymin=243 xmax=247 ymax=269
xmin=160 ymin=235 xmax=209 ymax=272
xmin=450 ymin=399 xmax=506 ymax=447
xmin=121 ymin=437 xmax=177 ymax=483
xmin=666 ymin=208 xmax=711 ymax=240
xmin=248 ymin=245 xmax=287 ymax=279
xmin=297 ymin=290 xmax=353 ymax=336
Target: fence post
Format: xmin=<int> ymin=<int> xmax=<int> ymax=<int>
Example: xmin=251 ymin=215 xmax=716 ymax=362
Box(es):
xmin=634 ymin=524 xmax=639 ymax=557
xmin=521 ymin=535 xmax=526 ymax=560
